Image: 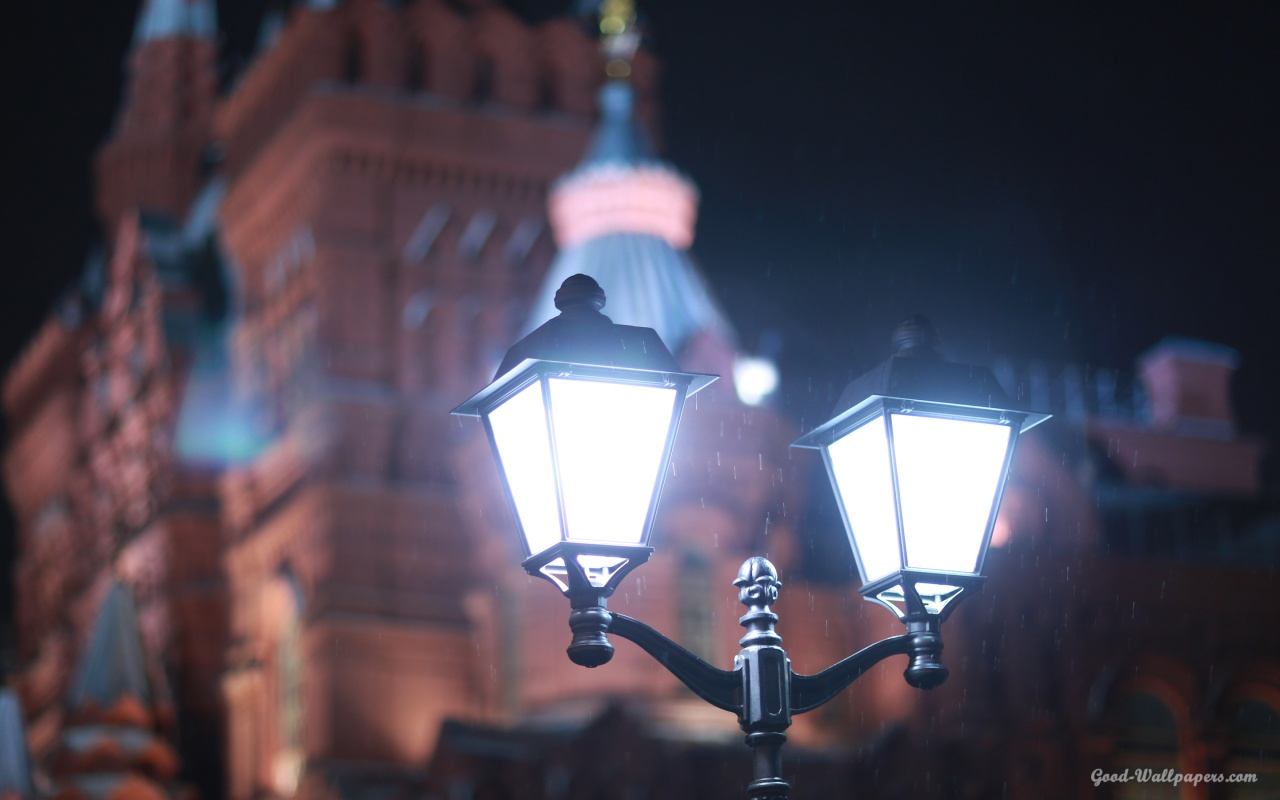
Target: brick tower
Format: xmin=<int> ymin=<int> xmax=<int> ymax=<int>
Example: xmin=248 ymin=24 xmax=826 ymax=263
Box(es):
xmin=208 ymin=2 xmax=658 ymax=796
xmin=4 ymin=0 xmax=234 ymax=770
xmin=2 ymin=0 xmax=660 ymax=796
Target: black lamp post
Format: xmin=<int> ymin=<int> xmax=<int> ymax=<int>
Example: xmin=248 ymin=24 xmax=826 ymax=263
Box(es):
xmin=454 ymin=282 xmax=1047 ymax=800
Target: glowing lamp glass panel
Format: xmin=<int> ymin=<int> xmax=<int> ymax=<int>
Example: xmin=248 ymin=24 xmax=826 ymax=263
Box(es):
xmin=827 ymin=418 xmax=901 ymax=583
xmin=488 ymin=382 xmax=561 ymax=557
xmin=824 ymin=407 xmax=1015 ymax=585
xmin=487 ymin=376 xmax=680 ymax=559
xmin=890 ymin=414 xmax=1012 ymax=573
xmin=548 ymin=378 xmax=678 ymax=546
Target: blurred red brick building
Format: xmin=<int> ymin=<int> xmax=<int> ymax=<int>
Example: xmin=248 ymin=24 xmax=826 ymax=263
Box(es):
xmin=2 ymin=1 xmax=1277 ymax=799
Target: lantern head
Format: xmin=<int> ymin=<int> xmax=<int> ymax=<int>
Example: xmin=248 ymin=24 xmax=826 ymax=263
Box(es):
xmin=453 ymin=275 xmax=715 ymax=605
xmin=793 ymin=317 xmax=1048 ymax=621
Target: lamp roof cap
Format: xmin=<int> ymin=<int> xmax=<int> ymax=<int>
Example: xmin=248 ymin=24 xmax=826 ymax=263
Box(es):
xmin=456 ymin=275 xmax=717 ymax=417
xmin=496 ymin=274 xmax=681 ymax=378
xmin=835 ymin=317 xmax=1027 ymax=415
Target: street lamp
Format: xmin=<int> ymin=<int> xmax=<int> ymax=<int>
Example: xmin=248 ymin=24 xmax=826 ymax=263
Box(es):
xmin=454 ymin=286 xmax=1046 ymax=800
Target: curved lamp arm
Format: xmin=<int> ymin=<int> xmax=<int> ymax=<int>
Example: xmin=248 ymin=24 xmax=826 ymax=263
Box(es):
xmin=607 ymin=611 xmax=740 ymax=713
xmin=789 ymin=635 xmax=912 ymax=714
xmin=542 ymin=556 xmax=957 ymax=800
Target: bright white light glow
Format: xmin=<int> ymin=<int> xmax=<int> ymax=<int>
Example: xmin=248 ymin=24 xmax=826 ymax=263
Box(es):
xmin=549 ymin=378 xmax=677 ymax=545
xmin=489 ymin=382 xmax=561 ymax=556
xmin=828 ymin=416 xmax=901 ymax=583
xmin=272 ymin=749 xmax=302 ymax=796
xmin=733 ymin=356 xmax=779 ymax=406
xmin=890 ymin=414 xmax=1012 ymax=573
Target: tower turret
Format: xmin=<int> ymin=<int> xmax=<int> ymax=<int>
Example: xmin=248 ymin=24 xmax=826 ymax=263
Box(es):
xmin=0 ymin=689 xmax=39 ymax=799
xmin=50 ymin=582 xmax=181 ymax=799
xmin=95 ymin=0 xmax=219 ymax=233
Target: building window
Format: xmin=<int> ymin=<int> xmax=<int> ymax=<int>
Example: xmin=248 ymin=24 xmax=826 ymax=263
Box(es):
xmin=473 ymin=58 xmax=495 ymax=104
xmin=406 ymin=40 xmax=426 ymax=92
xmin=271 ymin=579 xmax=305 ymax=796
xmin=1109 ymin=692 xmax=1180 ymax=800
xmin=677 ymin=548 xmax=715 ymax=663
xmin=343 ymin=34 xmax=362 ymax=85
xmin=1227 ymin=699 xmax=1280 ymax=799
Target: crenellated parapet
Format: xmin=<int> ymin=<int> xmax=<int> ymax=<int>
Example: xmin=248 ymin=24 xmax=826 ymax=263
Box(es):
xmin=216 ymin=0 xmax=655 ymax=181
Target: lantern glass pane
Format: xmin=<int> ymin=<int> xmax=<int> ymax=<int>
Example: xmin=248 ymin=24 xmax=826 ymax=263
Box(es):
xmin=889 ymin=413 xmax=1012 ymax=574
xmin=827 ymin=415 xmax=902 ymax=583
xmin=548 ymin=378 xmax=678 ymax=545
xmin=488 ymin=381 xmax=561 ymax=556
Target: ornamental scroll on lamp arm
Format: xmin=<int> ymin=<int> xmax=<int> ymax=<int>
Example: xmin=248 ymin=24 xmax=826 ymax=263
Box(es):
xmin=453 ymin=280 xmax=1048 ymax=800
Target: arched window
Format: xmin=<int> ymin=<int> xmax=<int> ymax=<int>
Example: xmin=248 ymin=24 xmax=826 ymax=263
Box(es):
xmin=677 ymin=548 xmax=715 ymax=663
xmin=534 ymin=73 xmax=556 ymax=114
xmin=277 ymin=614 xmax=302 ymax=765
xmin=473 ymin=57 xmax=495 ymax=104
xmin=269 ymin=573 xmax=306 ymax=796
xmin=406 ymin=40 xmax=426 ymax=93
xmin=1226 ymin=699 xmax=1280 ymax=799
xmin=1109 ymin=692 xmax=1180 ymax=800
xmin=342 ymin=33 xmax=362 ymax=85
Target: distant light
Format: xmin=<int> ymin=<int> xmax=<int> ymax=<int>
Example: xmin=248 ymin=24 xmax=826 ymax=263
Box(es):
xmin=605 ymin=59 xmax=632 ymax=79
xmin=733 ymin=356 xmax=779 ymax=406
xmin=273 ymin=749 xmax=302 ymax=795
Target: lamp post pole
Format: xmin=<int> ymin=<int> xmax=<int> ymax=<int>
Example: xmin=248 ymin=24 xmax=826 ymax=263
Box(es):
xmin=735 ymin=558 xmax=792 ymax=800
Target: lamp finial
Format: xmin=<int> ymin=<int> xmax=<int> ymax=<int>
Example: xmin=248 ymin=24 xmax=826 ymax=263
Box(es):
xmin=891 ymin=315 xmax=940 ymax=358
xmin=554 ymin=274 xmax=606 ymax=313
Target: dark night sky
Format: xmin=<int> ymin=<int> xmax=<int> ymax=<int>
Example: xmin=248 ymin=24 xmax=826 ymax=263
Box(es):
xmin=2 ymin=2 xmax=1278 ymax=633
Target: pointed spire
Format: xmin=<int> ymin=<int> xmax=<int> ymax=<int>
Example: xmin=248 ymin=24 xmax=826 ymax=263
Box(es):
xmin=579 ymin=82 xmax=655 ymax=168
xmin=52 ymin=586 xmax=180 ymax=798
xmin=66 ymin=582 xmax=152 ymax=712
xmin=0 ymin=689 xmax=38 ymax=799
xmin=598 ymin=0 xmax=639 ymax=79
xmin=133 ymin=0 xmax=217 ymax=45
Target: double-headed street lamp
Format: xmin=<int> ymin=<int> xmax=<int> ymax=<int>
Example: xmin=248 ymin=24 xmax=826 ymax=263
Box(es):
xmin=453 ymin=276 xmax=1048 ymax=800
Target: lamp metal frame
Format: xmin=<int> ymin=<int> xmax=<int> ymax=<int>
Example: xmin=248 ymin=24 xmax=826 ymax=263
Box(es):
xmin=455 ymin=357 xmax=713 ymax=561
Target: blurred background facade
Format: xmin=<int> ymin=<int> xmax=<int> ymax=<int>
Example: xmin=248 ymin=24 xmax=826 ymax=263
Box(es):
xmin=1 ymin=1 xmax=1277 ymax=799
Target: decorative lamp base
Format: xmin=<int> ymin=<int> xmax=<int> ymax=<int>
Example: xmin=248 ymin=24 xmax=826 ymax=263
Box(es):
xmin=903 ymin=617 xmax=949 ymax=689
xmin=523 ymin=542 xmax=653 ymax=667
xmin=567 ymin=605 xmax=615 ymax=667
